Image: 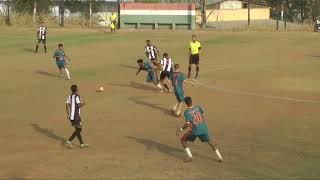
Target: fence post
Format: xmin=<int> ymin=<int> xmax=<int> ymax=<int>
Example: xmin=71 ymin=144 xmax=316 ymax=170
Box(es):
xmin=60 ymin=0 xmax=65 ymax=27
xmin=117 ymin=0 xmax=120 ymax=29
xmin=201 ymin=0 xmax=206 ymax=30
xmin=89 ymin=1 xmax=92 ymax=28
xmin=247 ymin=0 xmax=250 ymax=28
xmin=5 ymin=0 xmax=10 ymax=25
xmin=33 ymin=0 xmax=37 ymax=24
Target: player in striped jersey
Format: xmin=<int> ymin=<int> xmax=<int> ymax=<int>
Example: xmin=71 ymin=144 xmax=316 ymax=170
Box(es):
xmin=65 ymin=85 xmax=89 ymax=149
xmin=160 ymin=53 xmax=173 ymax=92
xmin=35 ymin=21 xmax=47 ymax=53
xmin=145 ymin=40 xmax=159 ymax=63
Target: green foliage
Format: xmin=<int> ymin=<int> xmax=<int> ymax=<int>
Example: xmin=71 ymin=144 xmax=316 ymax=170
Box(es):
xmin=11 ymin=0 xmax=51 ymax=14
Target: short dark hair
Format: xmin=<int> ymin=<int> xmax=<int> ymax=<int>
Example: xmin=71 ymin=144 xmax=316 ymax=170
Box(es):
xmin=146 ymin=40 xmax=151 ymax=42
xmin=58 ymin=43 xmax=63 ymax=47
xmin=192 ymin=34 xmax=196 ymax=38
xmin=174 ymin=64 xmax=180 ymax=70
xmin=71 ymin=85 xmax=78 ymax=93
xmin=137 ymin=59 xmax=143 ymax=63
xmin=163 ymin=52 xmax=168 ymax=57
xmin=184 ymin=96 xmax=192 ymax=106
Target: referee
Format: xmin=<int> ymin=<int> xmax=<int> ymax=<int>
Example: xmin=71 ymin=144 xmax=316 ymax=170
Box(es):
xmin=188 ymin=35 xmax=201 ymax=79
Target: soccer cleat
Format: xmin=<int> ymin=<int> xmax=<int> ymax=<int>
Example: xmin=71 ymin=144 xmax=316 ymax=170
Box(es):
xmin=160 ymin=88 xmax=164 ymax=93
xmin=65 ymin=141 xmax=73 ymax=149
xmin=80 ymin=144 xmax=89 ymax=148
xmin=218 ymin=158 xmax=224 ymax=162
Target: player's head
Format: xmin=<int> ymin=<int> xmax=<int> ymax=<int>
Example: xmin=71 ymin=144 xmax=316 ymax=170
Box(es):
xmin=137 ymin=59 xmax=144 ymax=67
xmin=146 ymin=40 xmax=151 ymax=45
xmin=40 ymin=21 xmax=44 ymax=26
xmin=71 ymin=85 xmax=78 ymax=93
xmin=58 ymin=43 xmax=63 ymax=50
xmin=184 ymin=96 xmax=193 ymax=107
xmin=192 ymin=34 xmax=197 ymax=42
xmin=163 ymin=52 xmax=168 ymax=58
xmin=174 ymin=64 xmax=180 ymax=71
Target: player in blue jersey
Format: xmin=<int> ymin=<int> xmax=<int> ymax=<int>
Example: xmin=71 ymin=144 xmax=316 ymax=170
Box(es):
xmin=176 ymin=96 xmax=224 ymax=162
xmin=136 ymin=59 xmax=163 ymax=91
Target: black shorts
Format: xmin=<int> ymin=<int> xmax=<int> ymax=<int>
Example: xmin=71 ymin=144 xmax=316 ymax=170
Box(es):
xmin=38 ymin=39 xmax=46 ymax=44
xmin=160 ymin=71 xmax=172 ymax=81
xmin=70 ymin=116 xmax=82 ymax=127
xmin=189 ymin=54 xmax=200 ymax=65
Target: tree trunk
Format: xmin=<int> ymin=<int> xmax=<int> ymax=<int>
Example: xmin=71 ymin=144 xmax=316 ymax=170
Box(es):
xmin=60 ymin=0 xmax=65 ymax=27
xmin=201 ymin=0 xmax=206 ymax=30
xmin=5 ymin=1 xmax=10 ymax=25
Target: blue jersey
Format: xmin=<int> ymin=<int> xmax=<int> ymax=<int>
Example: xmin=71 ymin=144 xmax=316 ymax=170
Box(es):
xmin=171 ymin=72 xmax=185 ymax=92
xmin=143 ymin=62 xmax=153 ymax=72
xmin=183 ymin=105 xmax=208 ymax=135
xmin=54 ymin=50 xmax=65 ymax=62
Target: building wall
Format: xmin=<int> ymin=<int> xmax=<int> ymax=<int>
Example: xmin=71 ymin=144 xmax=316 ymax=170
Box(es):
xmin=220 ymin=1 xmax=242 ymax=9
xmin=120 ymin=3 xmax=195 ymax=30
xmin=196 ymin=8 xmax=270 ymax=22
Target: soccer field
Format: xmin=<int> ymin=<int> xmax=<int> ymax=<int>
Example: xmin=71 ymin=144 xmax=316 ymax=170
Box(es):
xmin=1 ymin=28 xmax=320 ymax=179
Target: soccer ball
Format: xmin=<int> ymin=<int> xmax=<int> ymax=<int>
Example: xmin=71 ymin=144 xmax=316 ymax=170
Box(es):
xmin=97 ymin=86 xmax=104 ymax=92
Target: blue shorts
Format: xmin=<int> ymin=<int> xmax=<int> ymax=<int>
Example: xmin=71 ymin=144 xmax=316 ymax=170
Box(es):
xmin=146 ymin=71 xmax=159 ymax=84
xmin=181 ymin=131 xmax=210 ymax=142
xmin=56 ymin=60 xmax=66 ymax=69
xmin=174 ymin=90 xmax=184 ymax=102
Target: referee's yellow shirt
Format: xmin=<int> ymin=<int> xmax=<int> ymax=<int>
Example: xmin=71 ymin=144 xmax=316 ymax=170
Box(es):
xmin=111 ymin=14 xmax=117 ymax=21
xmin=189 ymin=41 xmax=201 ymax=55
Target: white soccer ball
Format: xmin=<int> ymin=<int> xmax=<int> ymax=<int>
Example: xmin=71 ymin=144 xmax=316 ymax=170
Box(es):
xmin=98 ymin=86 xmax=104 ymax=92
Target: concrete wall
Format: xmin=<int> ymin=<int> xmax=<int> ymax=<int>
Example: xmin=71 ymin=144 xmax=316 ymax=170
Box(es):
xmin=196 ymin=8 xmax=270 ymax=22
xmin=120 ymin=3 xmax=195 ymax=30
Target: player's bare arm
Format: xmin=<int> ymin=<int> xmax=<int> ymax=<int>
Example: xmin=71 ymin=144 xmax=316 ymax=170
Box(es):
xmin=65 ymin=103 xmax=70 ymax=118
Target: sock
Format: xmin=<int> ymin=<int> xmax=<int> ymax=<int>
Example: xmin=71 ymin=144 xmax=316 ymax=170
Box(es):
xmin=172 ymin=104 xmax=178 ymax=111
xmin=215 ymin=149 xmax=223 ymax=160
xmin=176 ymin=111 xmax=181 ymax=116
xmin=65 ymin=68 xmax=70 ymax=79
xmin=163 ymin=84 xmax=170 ymax=91
xmin=68 ymin=131 xmax=77 ymax=142
xmin=35 ymin=45 xmax=38 ymax=52
xmin=196 ymin=66 xmax=199 ymax=77
xmin=44 ymin=45 xmax=47 ymax=52
xmin=185 ymin=147 xmax=193 ymax=158
xmin=157 ymin=83 xmax=163 ymax=90
xmin=76 ymin=127 xmax=84 ymax=144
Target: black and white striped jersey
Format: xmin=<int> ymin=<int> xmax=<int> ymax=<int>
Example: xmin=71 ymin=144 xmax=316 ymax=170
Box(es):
xmin=144 ymin=45 xmax=158 ymax=60
xmin=66 ymin=93 xmax=82 ymax=121
xmin=160 ymin=57 xmax=173 ymax=72
xmin=37 ymin=26 xmax=47 ymax=40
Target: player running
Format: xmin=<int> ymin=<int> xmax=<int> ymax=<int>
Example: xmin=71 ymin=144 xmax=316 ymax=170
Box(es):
xmin=188 ymin=34 xmax=201 ymax=79
xmin=35 ymin=21 xmax=47 ymax=53
xmin=65 ymin=85 xmax=89 ymax=149
xmin=136 ymin=59 xmax=164 ymax=92
xmin=176 ymin=96 xmax=223 ymax=162
xmin=53 ymin=44 xmax=71 ymax=80
xmin=160 ymin=53 xmax=173 ymax=93
xmin=171 ymin=64 xmax=193 ymax=116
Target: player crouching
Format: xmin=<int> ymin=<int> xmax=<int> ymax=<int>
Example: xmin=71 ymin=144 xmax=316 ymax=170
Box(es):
xmin=176 ymin=96 xmax=223 ymax=162
xmin=136 ymin=59 xmax=163 ymax=92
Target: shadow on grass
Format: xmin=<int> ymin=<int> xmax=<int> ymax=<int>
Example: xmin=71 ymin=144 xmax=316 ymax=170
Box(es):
xmin=119 ymin=64 xmax=137 ymax=70
xmin=128 ymin=96 xmax=174 ymax=116
xmin=23 ymin=48 xmax=35 ymax=53
xmin=35 ymin=70 xmax=58 ymax=78
xmin=125 ymin=136 xmax=184 ymax=160
xmin=305 ymin=54 xmax=320 ymax=59
xmin=30 ymin=123 xmax=65 ymax=145
xmin=109 ymin=81 xmax=157 ymax=92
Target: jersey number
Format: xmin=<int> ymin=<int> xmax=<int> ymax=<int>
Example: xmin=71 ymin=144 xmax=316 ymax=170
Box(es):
xmin=191 ymin=111 xmax=203 ymax=125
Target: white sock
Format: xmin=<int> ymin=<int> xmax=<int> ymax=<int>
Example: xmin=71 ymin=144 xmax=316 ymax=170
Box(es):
xmin=65 ymin=68 xmax=70 ymax=79
xmin=172 ymin=104 xmax=178 ymax=111
xmin=215 ymin=149 xmax=223 ymax=160
xmin=157 ymin=83 xmax=163 ymax=90
xmin=176 ymin=111 xmax=181 ymax=116
xmin=185 ymin=147 xmax=193 ymax=158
